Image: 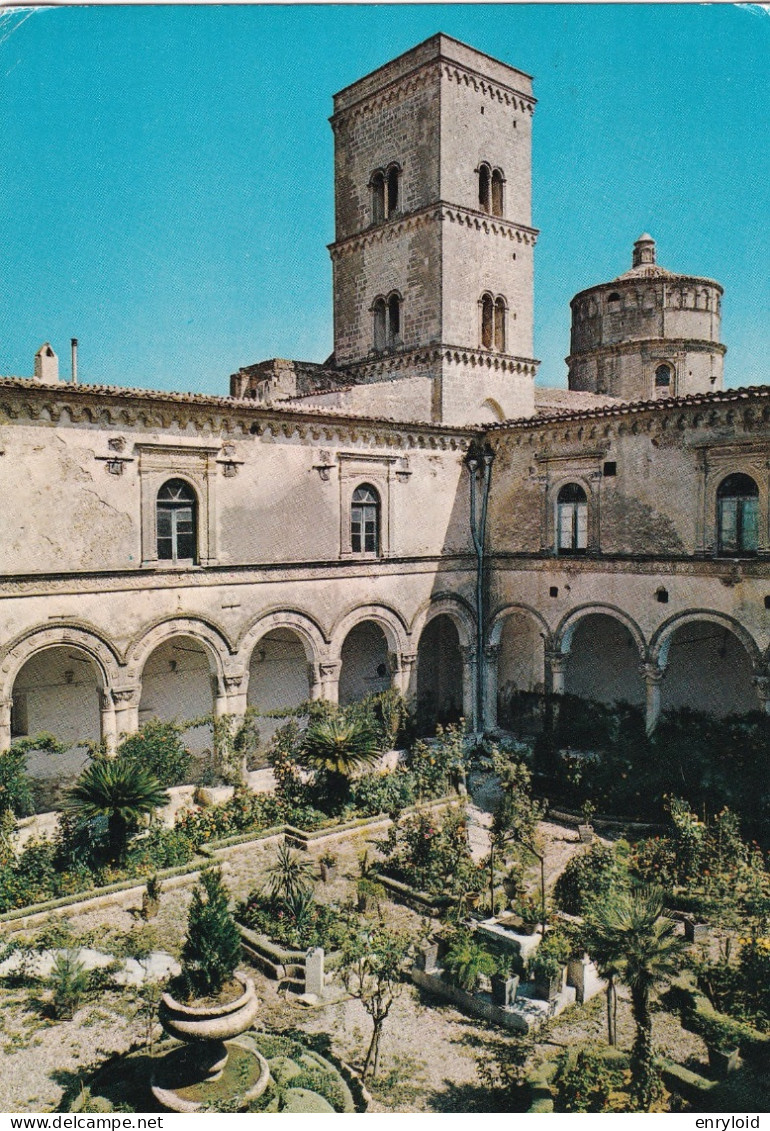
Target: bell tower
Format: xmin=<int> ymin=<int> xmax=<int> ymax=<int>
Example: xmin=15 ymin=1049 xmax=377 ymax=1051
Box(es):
xmin=329 ymin=34 xmax=539 ymax=425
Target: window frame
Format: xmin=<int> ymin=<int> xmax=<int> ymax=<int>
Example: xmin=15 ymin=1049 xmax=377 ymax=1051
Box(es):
xmin=156 ymin=478 xmax=198 ymax=564
xmin=556 ymin=482 xmax=589 ymax=556
xmin=717 ymin=473 xmax=759 ymax=557
xmin=350 ymin=483 xmax=381 ymax=556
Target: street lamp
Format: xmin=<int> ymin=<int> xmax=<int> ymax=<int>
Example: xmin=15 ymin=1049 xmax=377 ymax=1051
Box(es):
xmin=466 ymin=442 xmax=495 ymax=735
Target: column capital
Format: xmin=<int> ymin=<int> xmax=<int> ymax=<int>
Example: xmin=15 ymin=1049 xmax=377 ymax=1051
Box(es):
xmin=110 ymin=687 xmax=141 ymax=707
xmin=399 ymin=651 xmax=418 ymax=670
xmin=459 ymin=645 xmax=477 ymax=664
xmin=484 ymin=643 xmax=500 ymax=663
xmin=318 ymin=660 xmax=341 ymax=679
xmin=639 ymin=660 xmax=664 ymax=685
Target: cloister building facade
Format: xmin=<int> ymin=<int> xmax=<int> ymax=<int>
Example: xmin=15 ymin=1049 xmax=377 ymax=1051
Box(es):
xmin=2 ymin=35 xmax=769 ymax=801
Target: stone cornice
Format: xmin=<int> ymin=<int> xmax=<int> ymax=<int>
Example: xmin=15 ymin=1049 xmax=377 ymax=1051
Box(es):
xmin=440 ymin=61 xmax=535 ymax=112
xmin=0 ymin=377 xmax=479 ymax=448
xmin=489 ymin=384 xmax=770 ymax=444
xmin=329 ymin=203 xmax=538 ymax=259
xmin=565 ymin=338 xmax=728 ymax=366
xmin=337 ymin=344 xmax=539 ymax=382
xmin=571 ymin=273 xmax=723 ymax=304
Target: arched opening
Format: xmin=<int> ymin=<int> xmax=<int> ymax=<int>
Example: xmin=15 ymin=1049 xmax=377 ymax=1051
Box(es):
xmin=387 ymin=292 xmax=401 ymax=345
xmin=496 ymin=611 xmax=546 ymax=733
xmin=491 ymin=168 xmax=504 ymax=217
xmin=139 ymin=635 xmax=216 ymax=755
xmin=478 ymin=163 xmax=491 ymax=211
xmin=607 ymin=291 xmax=621 ymax=312
xmin=494 ymin=297 xmax=506 ymax=351
xmin=557 ymin=483 xmax=588 ymax=554
xmin=372 ymin=297 xmax=387 ymax=351
xmin=659 ymin=621 xmax=759 ymax=717
xmin=248 ymin=629 xmax=312 ymax=748
xmin=338 ymin=621 xmax=391 ymax=706
xmin=564 ymin=614 xmax=644 ymax=706
xmin=655 ymin=363 xmax=673 ymax=387
xmin=717 ymin=473 xmax=759 ymax=556
xmin=351 ymin=484 xmax=380 ymax=555
xmin=481 ymin=293 xmax=494 ymax=349
xmin=371 ymin=171 xmax=385 ymax=224
xmin=11 ymin=646 xmax=102 ymax=803
xmin=157 ymin=479 xmax=197 ymax=563
xmin=386 ymin=165 xmax=400 ymax=216
xmin=416 ymin=615 xmax=463 ymax=732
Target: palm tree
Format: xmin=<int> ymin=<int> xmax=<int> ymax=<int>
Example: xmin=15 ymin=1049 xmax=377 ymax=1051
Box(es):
xmin=587 ymin=886 xmax=685 ymax=1110
xmin=302 ymin=714 xmax=381 ymax=806
xmin=66 ymin=757 xmax=169 ymax=861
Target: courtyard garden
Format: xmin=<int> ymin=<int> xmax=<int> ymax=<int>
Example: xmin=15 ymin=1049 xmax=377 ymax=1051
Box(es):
xmin=0 ymin=690 xmax=768 ymax=1111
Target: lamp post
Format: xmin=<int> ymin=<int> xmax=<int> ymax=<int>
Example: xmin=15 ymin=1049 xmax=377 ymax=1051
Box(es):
xmin=466 ymin=442 xmax=495 ymax=736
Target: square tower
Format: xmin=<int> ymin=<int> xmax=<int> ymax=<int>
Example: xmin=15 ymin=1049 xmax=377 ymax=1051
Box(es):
xmin=329 ymin=34 xmax=539 ymax=424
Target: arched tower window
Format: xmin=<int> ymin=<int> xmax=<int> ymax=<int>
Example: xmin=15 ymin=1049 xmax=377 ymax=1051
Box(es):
xmin=557 ymin=483 xmax=588 ymax=555
xmin=478 ymin=163 xmax=491 ymax=212
xmin=607 ymin=292 xmax=621 ymax=312
xmin=388 ymin=292 xmax=401 ymax=344
xmin=481 ymin=293 xmax=494 ymax=349
xmin=351 ymin=484 xmax=380 ymax=555
xmin=386 ymin=164 xmax=400 ymax=216
xmin=494 ymin=296 xmax=507 ymax=351
xmin=373 ymin=298 xmax=387 ymax=351
xmin=371 ymin=171 xmax=385 ymax=225
xmin=157 ymin=479 xmax=197 ymax=562
xmin=655 ymin=363 xmax=673 ymax=387
xmin=491 ymin=168 xmax=504 ymax=217
xmin=717 ymin=474 xmax=759 ymax=556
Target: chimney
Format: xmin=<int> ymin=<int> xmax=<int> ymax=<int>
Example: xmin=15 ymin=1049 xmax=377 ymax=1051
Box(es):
xmin=71 ymin=338 xmax=78 ymax=385
xmin=34 ymin=343 xmax=59 ymax=383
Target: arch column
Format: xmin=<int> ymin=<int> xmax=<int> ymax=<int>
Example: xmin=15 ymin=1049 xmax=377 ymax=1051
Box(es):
xmin=640 ymin=661 xmax=665 ymax=734
xmin=318 ymin=660 xmax=340 ymax=704
xmin=100 ymin=691 xmax=118 ymax=755
xmin=112 ymin=688 xmax=140 ymax=740
xmin=221 ymin=672 xmax=249 ymax=720
xmin=753 ymin=674 xmax=770 ymax=716
xmin=391 ymin=651 xmax=417 ymax=697
xmin=459 ymin=645 xmax=477 ymax=727
xmin=545 ymin=649 xmax=568 ymax=696
xmin=0 ymin=698 xmax=11 ymax=753
xmin=483 ymin=644 xmax=500 ymax=731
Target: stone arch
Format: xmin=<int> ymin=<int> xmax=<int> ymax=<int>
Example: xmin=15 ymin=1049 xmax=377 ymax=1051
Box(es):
xmin=562 ymin=612 xmax=646 ymax=707
xmin=236 ymin=609 xmax=326 ymax=670
xmin=0 ymin=624 xmax=121 ymax=700
xmin=555 ymin=604 xmax=646 ymax=659
xmin=126 ymin=616 xmax=232 ymax=685
xmin=651 ymin=611 xmax=762 ymax=717
xmin=329 ymin=603 xmax=410 ymax=660
xmin=650 ymin=610 xmax=762 ymax=672
xmin=489 ymin=603 xmax=552 ymax=730
xmin=410 ymin=593 xmax=475 ymax=651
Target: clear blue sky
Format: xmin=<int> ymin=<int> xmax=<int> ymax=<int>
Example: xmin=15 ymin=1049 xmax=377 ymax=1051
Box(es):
xmin=1 ymin=4 xmax=769 ymax=394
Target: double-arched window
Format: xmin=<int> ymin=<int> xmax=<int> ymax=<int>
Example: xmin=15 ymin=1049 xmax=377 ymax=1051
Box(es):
xmin=478 ymin=163 xmax=504 ymax=217
xmin=371 ymin=164 xmax=400 ymax=224
xmin=556 ymin=483 xmax=588 ymax=554
xmin=351 ymin=484 xmax=380 ymax=555
xmin=717 ymin=473 xmax=758 ymax=556
xmin=480 ymin=293 xmax=507 ymax=351
xmin=372 ymin=292 xmax=402 ymax=351
xmin=157 ymin=479 xmax=197 ymax=562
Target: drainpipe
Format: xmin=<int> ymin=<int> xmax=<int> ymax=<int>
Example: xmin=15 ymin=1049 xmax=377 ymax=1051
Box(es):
xmin=466 ymin=442 xmax=495 ymax=735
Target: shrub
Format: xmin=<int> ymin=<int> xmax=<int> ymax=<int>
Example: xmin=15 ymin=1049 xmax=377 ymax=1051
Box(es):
xmin=65 ymin=758 xmax=169 ymax=862
xmin=554 ymin=842 xmax=628 ymax=916
xmin=348 ymin=770 xmax=416 ymax=817
xmin=442 ymin=930 xmax=498 ymax=991
xmin=405 ymin=723 xmax=467 ymax=800
xmin=553 ymin=1045 xmax=617 ymax=1113
xmin=179 ymin=868 xmax=242 ymax=998
xmin=2 ymin=735 xmax=65 ymax=817
xmin=49 ymin=951 xmax=90 ymax=1019
xmin=378 ymin=806 xmax=483 ymax=898
xmin=116 ymin=720 xmax=192 ymax=787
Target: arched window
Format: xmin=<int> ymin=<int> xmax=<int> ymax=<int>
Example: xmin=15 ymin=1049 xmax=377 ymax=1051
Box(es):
xmin=351 ymin=484 xmax=380 ymax=555
xmin=481 ymin=293 xmax=494 ymax=349
xmin=371 ymin=171 xmax=385 ymax=225
xmin=557 ymin=483 xmax=588 ymax=554
xmin=491 ymin=168 xmax=504 ymax=217
xmin=386 ymin=165 xmax=400 ymax=216
xmin=388 ymin=292 xmax=401 ymax=344
xmin=373 ymin=298 xmax=387 ymax=350
xmin=157 ymin=479 xmax=197 ymax=562
xmin=607 ymin=291 xmax=621 ymax=312
xmin=478 ymin=164 xmax=491 ymax=211
xmin=494 ymin=297 xmax=506 ymax=351
xmin=717 ymin=474 xmax=759 ymax=556
xmin=655 ymin=363 xmax=673 ymax=388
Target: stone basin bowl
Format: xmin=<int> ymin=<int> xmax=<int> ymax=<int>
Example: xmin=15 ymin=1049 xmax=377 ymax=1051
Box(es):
xmin=159 ymin=973 xmax=260 ymax=1043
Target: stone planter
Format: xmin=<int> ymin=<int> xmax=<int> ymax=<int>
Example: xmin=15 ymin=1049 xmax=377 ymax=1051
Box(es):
xmin=532 ymin=969 xmax=564 ymax=1002
xmin=577 ymin=824 xmax=594 ymax=844
xmin=684 ymin=919 xmax=709 ymax=943
xmin=708 ymin=1045 xmax=740 ymax=1078
xmin=491 ymin=973 xmax=519 ymax=1007
xmin=158 ymin=973 xmax=260 ymax=1046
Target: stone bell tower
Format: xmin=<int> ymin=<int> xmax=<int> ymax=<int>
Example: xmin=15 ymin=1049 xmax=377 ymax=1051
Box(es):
xmin=329 ymin=34 xmax=539 ymax=425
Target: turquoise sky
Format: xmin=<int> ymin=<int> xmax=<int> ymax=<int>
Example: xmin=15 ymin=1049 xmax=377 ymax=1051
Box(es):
xmin=1 ymin=4 xmax=768 ymax=394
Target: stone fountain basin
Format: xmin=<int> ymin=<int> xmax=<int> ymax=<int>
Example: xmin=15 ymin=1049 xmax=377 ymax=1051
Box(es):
xmin=159 ymin=973 xmax=260 ymax=1042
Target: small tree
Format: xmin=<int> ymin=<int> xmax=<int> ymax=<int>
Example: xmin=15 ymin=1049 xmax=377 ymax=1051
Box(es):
xmin=194 ymin=709 xmax=260 ymax=787
xmin=1 ymin=734 xmax=65 ymax=817
xmin=180 ymin=868 xmax=242 ymax=999
xmin=341 ymin=924 xmax=412 ymax=1080
xmin=117 ymin=720 xmax=192 ymax=787
xmin=65 ymin=758 xmax=169 ymax=861
xmin=302 ymin=714 xmax=381 ymax=808
xmin=489 ymin=752 xmax=547 ymax=922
